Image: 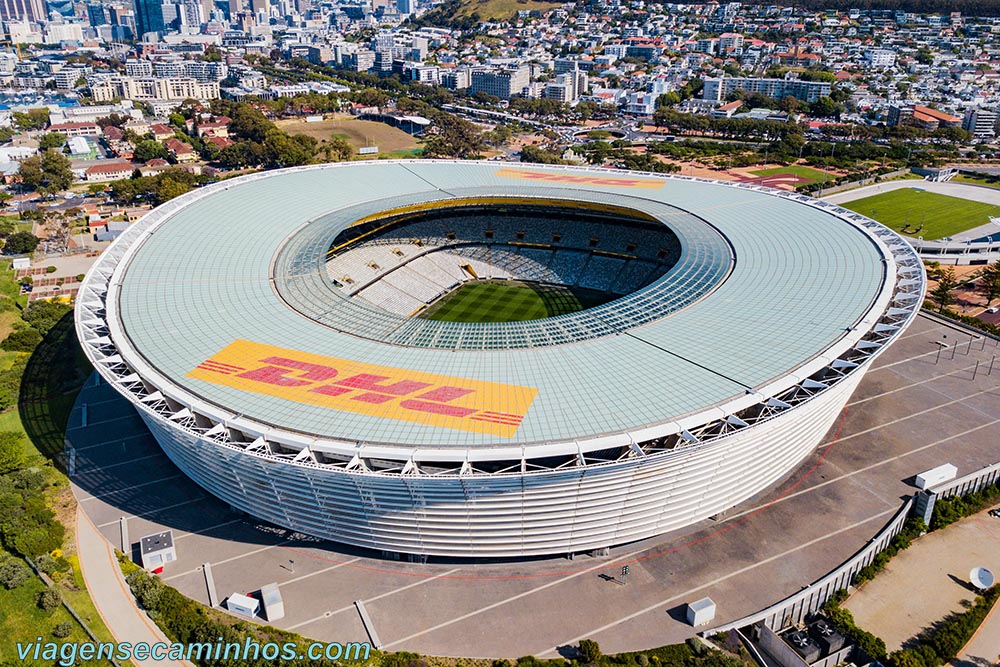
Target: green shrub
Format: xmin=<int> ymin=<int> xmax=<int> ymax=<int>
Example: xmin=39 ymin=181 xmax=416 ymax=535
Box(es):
xmin=44 ymin=265 xmax=56 ymax=273
xmin=37 ymin=588 xmax=61 ymax=611
xmin=0 ymin=554 xmax=30 ymax=589
xmin=51 ymin=621 xmax=73 ymax=638
xmin=0 ymin=430 xmax=24 ymax=473
xmin=931 ymin=483 xmax=1000 ymax=530
xmin=821 ymin=598 xmax=887 ymax=662
xmin=35 ymin=552 xmax=71 ymax=578
xmin=1 ymin=327 xmax=42 ymax=352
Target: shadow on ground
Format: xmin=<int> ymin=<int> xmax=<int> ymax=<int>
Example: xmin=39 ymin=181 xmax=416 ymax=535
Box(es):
xmin=18 ymin=310 xmax=91 ymax=469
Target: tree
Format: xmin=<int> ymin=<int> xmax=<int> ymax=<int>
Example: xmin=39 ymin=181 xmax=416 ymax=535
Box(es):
xmin=23 ymin=301 xmax=71 ymax=336
xmin=96 ymin=113 xmax=128 ymax=129
xmin=975 ymin=262 xmax=1000 ymax=305
xmin=1 ymin=327 xmax=42 ymax=351
xmin=422 ymin=112 xmax=485 ymax=159
xmin=930 ymin=266 xmax=959 ymax=312
xmin=12 ymin=108 xmax=49 ymax=131
xmin=38 ymin=132 xmax=66 ymax=150
xmin=20 ymin=149 xmax=73 ymax=196
xmin=809 ymin=96 xmax=843 ymax=118
xmin=520 ymin=144 xmax=568 ymax=164
xmin=578 ymin=639 xmax=601 ymax=664
xmin=888 ymin=649 xmax=925 ymax=667
xmin=3 ymin=231 xmax=39 ymax=255
xmin=656 ymin=91 xmax=682 ymax=108
xmin=133 ymin=139 xmax=169 ymax=162
xmin=780 ymin=95 xmax=800 ymax=113
xmin=322 ymin=136 xmax=354 ymax=162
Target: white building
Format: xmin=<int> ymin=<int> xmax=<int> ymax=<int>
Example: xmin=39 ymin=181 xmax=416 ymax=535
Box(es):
xmin=864 ymin=48 xmax=896 ymax=69
xmin=963 ymin=107 xmax=996 ymax=138
xmin=90 ymin=76 xmax=220 ymax=102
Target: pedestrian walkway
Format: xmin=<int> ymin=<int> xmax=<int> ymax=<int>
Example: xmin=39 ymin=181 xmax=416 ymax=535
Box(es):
xmin=952 ymin=596 xmax=1000 ymax=667
xmin=76 ymin=507 xmax=193 ymax=667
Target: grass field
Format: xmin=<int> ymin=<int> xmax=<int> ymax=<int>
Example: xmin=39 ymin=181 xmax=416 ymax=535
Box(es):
xmin=840 ymin=188 xmax=1000 ymax=240
xmin=750 ymin=164 xmax=834 ymax=184
xmin=952 ymin=174 xmax=1000 ymax=190
xmin=419 ymin=280 xmax=612 ymax=322
xmin=451 ymin=0 xmax=562 ymax=18
xmin=278 ymin=115 xmax=422 ymax=158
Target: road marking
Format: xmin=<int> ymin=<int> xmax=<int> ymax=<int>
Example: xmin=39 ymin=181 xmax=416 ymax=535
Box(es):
xmin=173 ymin=518 xmax=245 ymax=541
xmin=387 ymin=509 xmax=896 ymax=652
xmin=78 ymin=473 xmax=184 ymax=502
xmin=832 ymin=386 xmax=998 ymax=446
xmin=848 ymin=361 xmax=992 ymax=406
xmin=163 ymin=539 xmax=299 ymax=581
xmin=536 ymin=509 xmax=897 ymax=657
xmin=96 ymin=496 xmax=208 ymax=528
xmin=287 ymin=566 xmax=464 ymax=631
xmin=76 ymin=451 xmax=166 ymax=472
xmin=67 ymin=414 xmax=144 ymax=431
xmin=70 ymin=432 xmax=154 ymax=452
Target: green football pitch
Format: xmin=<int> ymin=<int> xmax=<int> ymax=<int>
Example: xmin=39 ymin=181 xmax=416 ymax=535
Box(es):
xmin=418 ymin=280 xmax=613 ymax=323
xmin=749 ymin=165 xmax=833 ymax=184
xmin=840 ymin=188 xmax=1000 ymax=240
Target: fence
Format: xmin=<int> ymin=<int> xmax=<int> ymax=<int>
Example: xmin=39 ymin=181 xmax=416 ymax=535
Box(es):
xmin=929 ymin=460 xmax=1000 ymax=500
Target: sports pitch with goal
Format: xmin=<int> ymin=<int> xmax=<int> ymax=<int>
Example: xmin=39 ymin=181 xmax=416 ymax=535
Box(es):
xmin=418 ymin=280 xmax=613 ymax=323
xmin=840 ymin=188 xmax=1000 ymax=240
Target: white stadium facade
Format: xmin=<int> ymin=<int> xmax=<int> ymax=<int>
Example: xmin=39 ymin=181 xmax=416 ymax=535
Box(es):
xmin=76 ymin=161 xmax=924 ymax=559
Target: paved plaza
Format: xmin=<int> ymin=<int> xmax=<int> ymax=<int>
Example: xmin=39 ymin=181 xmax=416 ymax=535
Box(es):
xmin=68 ymin=313 xmax=1000 ymax=658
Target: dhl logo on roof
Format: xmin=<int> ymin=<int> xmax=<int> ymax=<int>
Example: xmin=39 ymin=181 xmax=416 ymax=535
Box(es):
xmin=495 ymin=168 xmax=665 ymax=189
xmin=187 ymin=340 xmax=538 ymax=438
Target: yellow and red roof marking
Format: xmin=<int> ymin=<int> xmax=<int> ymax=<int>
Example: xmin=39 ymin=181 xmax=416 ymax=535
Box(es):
xmin=495 ymin=168 xmax=666 ymax=189
xmin=188 ymin=340 xmax=538 ymax=438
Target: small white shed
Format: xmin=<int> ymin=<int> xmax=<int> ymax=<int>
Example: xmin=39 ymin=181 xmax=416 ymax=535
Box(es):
xmin=226 ymin=592 xmax=259 ymax=618
xmin=686 ymin=597 xmax=716 ymax=626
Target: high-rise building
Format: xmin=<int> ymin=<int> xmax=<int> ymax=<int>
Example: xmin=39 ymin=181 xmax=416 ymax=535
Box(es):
xmin=0 ymin=0 xmax=45 ymax=22
xmin=87 ymin=2 xmax=109 ymax=25
xmin=963 ymin=108 xmax=997 ymax=138
xmin=45 ymin=0 xmax=74 ymax=17
xmin=470 ymin=65 xmax=530 ymax=100
xmin=134 ymin=0 xmax=166 ymax=36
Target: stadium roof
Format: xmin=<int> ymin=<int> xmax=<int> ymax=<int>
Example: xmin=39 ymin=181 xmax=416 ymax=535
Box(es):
xmin=111 ymin=161 xmax=892 ymax=450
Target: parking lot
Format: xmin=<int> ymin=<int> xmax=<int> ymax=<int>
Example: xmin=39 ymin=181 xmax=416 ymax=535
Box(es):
xmin=68 ymin=313 xmax=1000 ymax=658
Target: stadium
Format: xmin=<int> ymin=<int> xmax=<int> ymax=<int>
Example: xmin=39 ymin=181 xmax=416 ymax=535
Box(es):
xmin=75 ymin=161 xmax=923 ymax=559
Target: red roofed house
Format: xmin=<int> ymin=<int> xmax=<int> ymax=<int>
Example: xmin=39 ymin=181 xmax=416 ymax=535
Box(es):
xmin=889 ymin=104 xmax=962 ymax=130
xmin=140 ymin=158 xmax=170 ymax=176
xmin=103 ymin=125 xmax=124 ymax=141
xmin=149 ymin=124 xmax=175 ymax=141
xmin=196 ymin=116 xmax=231 ymax=138
xmin=84 ymin=161 xmax=136 ymax=182
xmin=711 ymin=100 xmax=744 ymax=118
xmin=164 ymin=138 xmax=197 ymax=162
xmin=203 ymin=135 xmax=233 ymax=149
